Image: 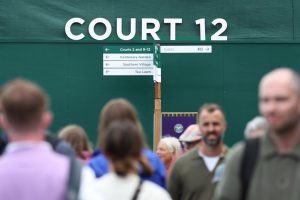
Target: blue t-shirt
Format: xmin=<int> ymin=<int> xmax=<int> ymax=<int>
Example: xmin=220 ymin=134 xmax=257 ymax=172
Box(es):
xmin=88 ymin=148 xmax=166 ymax=188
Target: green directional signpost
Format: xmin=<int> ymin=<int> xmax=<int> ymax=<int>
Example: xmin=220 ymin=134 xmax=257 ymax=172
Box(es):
xmin=102 ymin=44 xmax=212 ymax=149
xmin=102 ymin=44 xmax=162 ymax=149
xmin=152 ymin=44 xmax=212 ymax=148
xmin=103 ymin=46 xmax=154 ymax=76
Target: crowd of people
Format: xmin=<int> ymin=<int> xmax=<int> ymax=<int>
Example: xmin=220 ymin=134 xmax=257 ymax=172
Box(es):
xmin=0 ymin=67 xmax=299 ymax=200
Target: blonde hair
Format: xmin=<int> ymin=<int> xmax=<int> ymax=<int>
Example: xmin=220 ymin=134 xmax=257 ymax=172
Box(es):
xmin=58 ymin=124 xmax=91 ymax=158
xmin=160 ymin=137 xmax=182 ymax=155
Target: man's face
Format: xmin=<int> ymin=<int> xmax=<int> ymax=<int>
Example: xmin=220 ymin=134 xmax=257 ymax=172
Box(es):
xmin=182 ymin=140 xmax=201 ymax=151
xmin=259 ymin=75 xmax=300 ymax=134
xmin=199 ymin=109 xmax=226 ymax=147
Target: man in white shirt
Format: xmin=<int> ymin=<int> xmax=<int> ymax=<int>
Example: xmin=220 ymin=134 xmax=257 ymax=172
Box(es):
xmin=168 ymin=103 xmax=228 ymax=200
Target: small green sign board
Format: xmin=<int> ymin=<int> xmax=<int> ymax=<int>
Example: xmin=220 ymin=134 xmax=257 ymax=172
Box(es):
xmin=103 ymin=46 xmax=153 ymax=54
xmin=103 ymin=45 xmax=154 ymax=76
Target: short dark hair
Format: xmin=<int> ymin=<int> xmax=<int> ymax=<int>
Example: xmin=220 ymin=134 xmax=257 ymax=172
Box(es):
xmin=198 ymin=103 xmax=226 ymax=122
xmin=1 ymin=79 xmax=49 ymax=132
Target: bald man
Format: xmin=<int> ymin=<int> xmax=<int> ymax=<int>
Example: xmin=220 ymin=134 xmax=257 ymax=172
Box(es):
xmin=214 ymin=68 xmax=300 ymax=200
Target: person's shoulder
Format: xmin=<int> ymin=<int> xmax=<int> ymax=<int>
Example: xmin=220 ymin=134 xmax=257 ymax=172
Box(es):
xmin=226 ymin=141 xmax=246 ymax=160
xmin=141 ymin=148 xmax=166 ymax=184
xmin=141 ymin=180 xmax=172 ymax=200
xmin=89 ymin=153 xmax=108 ymax=164
xmin=176 ymin=147 xmax=198 ymax=163
xmin=143 ymin=179 xmax=166 ymax=190
xmin=143 ymin=148 xmax=159 ymax=160
xmin=142 ymin=148 xmax=164 ymax=168
xmin=86 ymin=174 xmax=112 ymax=200
xmin=170 ymin=148 xmax=198 ymax=174
xmin=45 ymin=131 xmax=76 ymax=157
xmin=81 ymin=165 xmax=96 ymax=179
xmin=93 ymin=173 xmax=114 ymax=189
xmin=88 ymin=154 xmax=109 ymax=171
xmin=96 ymin=173 xmax=112 ymax=182
xmin=87 ymin=153 xmax=110 ymax=178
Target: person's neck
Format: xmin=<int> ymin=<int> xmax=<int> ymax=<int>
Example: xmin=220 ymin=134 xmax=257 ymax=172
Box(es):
xmin=199 ymin=143 xmax=225 ymax=157
xmin=271 ymin=123 xmax=300 ymax=154
xmin=9 ymin=130 xmax=45 ymax=143
xmin=109 ymin=160 xmax=138 ymax=175
xmin=199 ymin=142 xmax=226 ymax=157
xmin=164 ymin=158 xmax=173 ymax=170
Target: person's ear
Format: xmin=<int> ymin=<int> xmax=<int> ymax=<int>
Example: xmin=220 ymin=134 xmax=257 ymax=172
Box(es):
xmin=297 ymin=97 xmax=300 ymax=113
xmin=222 ymin=121 xmax=227 ymax=133
xmin=41 ymin=111 xmax=53 ymax=129
xmin=0 ymin=114 xmax=10 ymax=131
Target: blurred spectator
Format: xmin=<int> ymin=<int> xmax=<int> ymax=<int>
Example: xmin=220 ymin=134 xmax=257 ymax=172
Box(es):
xmin=156 ymin=137 xmax=181 ymax=176
xmin=88 ymin=98 xmax=166 ymax=187
xmin=214 ymin=68 xmax=300 ymax=200
xmin=58 ymin=124 xmax=92 ymax=164
xmin=88 ymin=120 xmax=171 ymax=200
xmin=179 ymin=124 xmax=202 ymax=152
xmin=0 ymin=82 xmax=75 ymax=158
xmin=244 ymin=116 xmax=268 ymax=139
xmin=0 ymin=79 xmax=93 ymax=200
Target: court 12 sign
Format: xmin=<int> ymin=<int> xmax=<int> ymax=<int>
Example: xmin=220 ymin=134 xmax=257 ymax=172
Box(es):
xmin=103 ymin=46 xmax=154 ymax=76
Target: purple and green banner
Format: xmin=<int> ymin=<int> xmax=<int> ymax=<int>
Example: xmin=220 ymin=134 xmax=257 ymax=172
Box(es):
xmin=162 ymin=112 xmax=197 ymax=139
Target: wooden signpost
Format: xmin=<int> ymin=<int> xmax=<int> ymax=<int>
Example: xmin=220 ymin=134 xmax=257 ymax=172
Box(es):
xmin=153 ymin=44 xmax=161 ymax=149
xmin=103 ymin=44 xmax=211 ymax=150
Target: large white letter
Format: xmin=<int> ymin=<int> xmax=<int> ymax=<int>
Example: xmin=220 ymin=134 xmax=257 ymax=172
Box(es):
xmin=195 ymin=18 xmax=206 ymax=41
xmin=116 ymin=18 xmax=136 ymax=40
xmin=164 ymin=18 xmax=182 ymax=40
xmin=65 ymin=18 xmax=85 ymax=40
xmin=141 ymin=18 xmax=160 ymax=40
xmin=89 ymin=18 xmax=112 ymax=40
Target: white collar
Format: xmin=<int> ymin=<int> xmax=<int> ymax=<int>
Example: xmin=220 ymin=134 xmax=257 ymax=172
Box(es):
xmin=198 ymin=149 xmax=222 ymax=158
xmin=5 ymin=141 xmax=52 ymax=153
